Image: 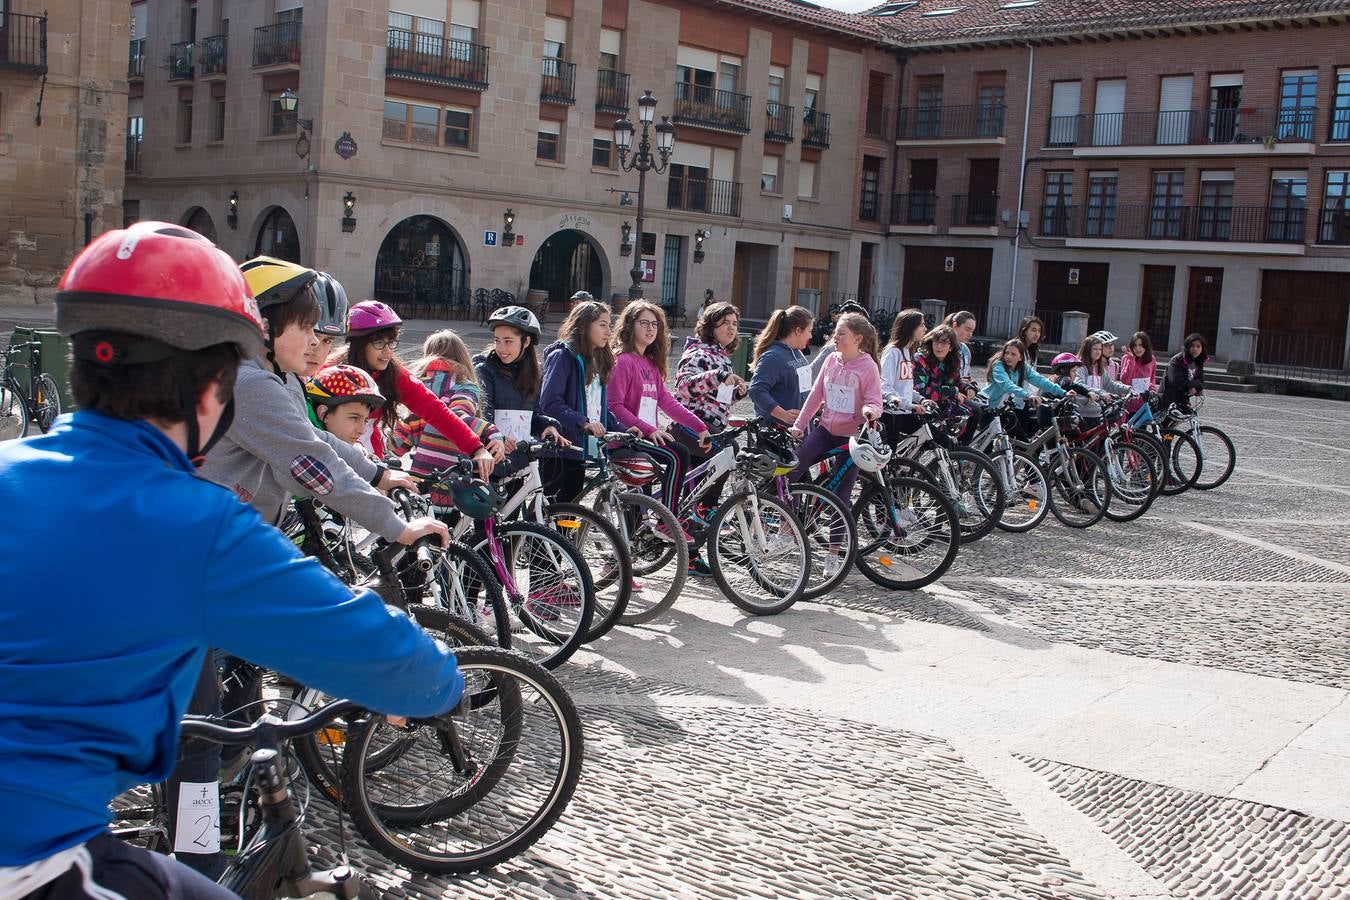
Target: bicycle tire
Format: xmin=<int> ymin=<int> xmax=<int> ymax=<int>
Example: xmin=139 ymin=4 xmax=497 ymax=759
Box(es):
xmin=596 ymin=490 xmax=688 ymax=626
xmin=341 ymin=646 xmax=584 ymax=875
xmin=1192 ymin=425 xmax=1236 ymax=490
xmin=475 ymin=521 xmax=595 ymax=669
xmin=1125 ymin=431 xmax=1168 ymax=501
xmin=708 ymin=489 xmax=810 ymax=616
xmin=945 ymin=448 xmax=1007 ymax=543
xmin=788 ymin=482 xmax=857 ymax=601
xmin=993 ymin=451 xmax=1051 ymax=533
xmin=415 ymin=539 xmax=512 ymax=649
xmin=1101 ymin=441 xmax=1159 ymax=523
xmin=1047 ymin=446 xmax=1112 ymax=528
xmin=34 ymin=373 xmax=60 ymax=433
xmin=293 ymin=614 xmax=494 ymax=804
xmin=545 ymin=502 xmax=631 ymax=641
xmin=852 ymin=476 xmax=960 ymax=591
xmin=0 ymin=381 xmax=28 ymax=441
xmin=1158 ymin=428 xmax=1203 ymax=495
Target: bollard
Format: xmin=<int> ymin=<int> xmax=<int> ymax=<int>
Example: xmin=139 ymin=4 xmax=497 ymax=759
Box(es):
xmin=1061 ymin=311 xmax=1089 ymax=351
xmin=1228 ymin=326 xmax=1258 ymax=375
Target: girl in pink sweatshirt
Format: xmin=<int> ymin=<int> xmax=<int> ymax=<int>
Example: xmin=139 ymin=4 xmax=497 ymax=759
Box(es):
xmin=608 ymin=302 xmax=710 ymax=518
xmin=789 ymin=312 xmax=883 ymax=504
xmin=1119 ymin=331 xmax=1158 ymax=413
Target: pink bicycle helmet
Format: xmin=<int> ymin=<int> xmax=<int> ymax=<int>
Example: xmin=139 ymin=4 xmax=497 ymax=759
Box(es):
xmin=1050 ymin=351 xmax=1082 ymax=369
xmin=347 ymin=300 xmax=402 ymax=336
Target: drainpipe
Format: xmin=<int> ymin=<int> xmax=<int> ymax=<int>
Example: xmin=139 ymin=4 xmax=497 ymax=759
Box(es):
xmin=889 ymin=49 xmax=908 ymax=300
xmin=1008 ymin=41 xmax=1034 ymax=313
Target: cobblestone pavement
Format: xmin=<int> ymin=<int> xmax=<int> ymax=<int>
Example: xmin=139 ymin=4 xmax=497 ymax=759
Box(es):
xmin=293 ymin=391 xmax=1350 ymax=898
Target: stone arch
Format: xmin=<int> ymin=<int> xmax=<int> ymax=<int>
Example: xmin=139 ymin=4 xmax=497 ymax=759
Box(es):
xmin=373 ymin=214 xmax=470 ymax=316
xmin=252 ymin=206 xmax=302 ymax=263
xmin=180 ymin=206 xmax=217 ymax=243
xmin=526 ymin=228 xmax=611 ymax=307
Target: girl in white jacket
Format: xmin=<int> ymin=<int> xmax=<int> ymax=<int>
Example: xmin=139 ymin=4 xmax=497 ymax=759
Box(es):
xmin=880 ymin=308 xmax=929 ymax=443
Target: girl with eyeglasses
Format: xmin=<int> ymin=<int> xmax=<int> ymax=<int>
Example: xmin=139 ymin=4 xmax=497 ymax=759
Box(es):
xmin=608 ymin=302 xmax=710 ymax=542
xmin=913 ymin=324 xmax=970 ymax=405
xmin=329 ymin=300 xmax=494 ymax=477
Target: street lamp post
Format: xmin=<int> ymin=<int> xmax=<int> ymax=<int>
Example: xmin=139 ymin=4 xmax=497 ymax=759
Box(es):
xmin=614 ymin=90 xmax=676 ymax=301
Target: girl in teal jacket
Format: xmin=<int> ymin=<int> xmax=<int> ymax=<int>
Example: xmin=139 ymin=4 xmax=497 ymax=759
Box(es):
xmin=980 ymin=339 xmax=1065 ymax=435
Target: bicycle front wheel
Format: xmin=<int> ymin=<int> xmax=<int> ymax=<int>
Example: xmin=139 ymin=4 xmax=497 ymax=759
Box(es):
xmin=1047 ymin=447 xmax=1112 ymax=528
xmin=1192 ymin=425 xmax=1236 ymax=490
xmin=708 ymin=489 xmax=810 ymax=616
xmin=341 ymin=646 xmax=584 ymax=875
xmin=994 ymin=452 xmax=1051 ymax=533
xmin=545 ymin=502 xmax=631 ymax=641
xmin=417 ymin=539 xmax=511 ymax=649
xmin=1102 ymin=442 xmax=1159 ymax=523
xmin=0 ymin=382 xmax=28 ymax=441
xmin=598 ymin=490 xmax=688 ymax=626
xmin=788 ymin=482 xmax=856 ymax=601
xmin=946 ymin=448 xmax=1006 ymax=543
xmin=34 ymin=373 xmax=60 ymax=433
xmin=853 ymin=477 xmax=960 ymax=591
xmin=1159 ymin=428 xmax=1203 ymax=495
xmin=476 ymin=522 xmax=595 ymax=669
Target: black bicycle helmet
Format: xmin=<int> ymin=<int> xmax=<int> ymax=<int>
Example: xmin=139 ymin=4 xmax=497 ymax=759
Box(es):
xmin=487 ymin=305 xmax=541 ymax=339
xmin=313 ymin=272 xmax=349 ymax=337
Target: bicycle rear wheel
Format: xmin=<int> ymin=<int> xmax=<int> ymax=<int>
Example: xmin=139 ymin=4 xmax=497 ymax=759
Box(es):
xmin=708 ymin=489 xmax=809 ymax=616
xmin=34 ymin=373 xmax=60 ymax=432
xmin=544 ymin=503 xmax=631 ymax=641
xmin=1192 ymin=425 xmax=1236 ymax=490
xmin=852 ymin=477 xmax=960 ymax=590
xmin=597 ymin=490 xmax=688 ymax=625
xmin=341 ymin=647 xmax=584 ymax=875
xmin=994 ymin=451 xmax=1051 ymax=533
xmin=1047 ymin=447 xmax=1112 ymax=528
xmin=1158 ymin=428 xmax=1202 ymax=495
xmin=1102 ymin=442 xmax=1159 ymax=523
xmin=788 ymin=482 xmax=856 ymax=601
xmin=476 ymin=522 xmax=595 ymax=669
xmin=0 ymin=382 xmax=27 ymax=441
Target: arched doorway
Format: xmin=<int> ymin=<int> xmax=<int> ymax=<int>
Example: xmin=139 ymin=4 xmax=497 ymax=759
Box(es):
xmin=254 ymin=207 xmax=301 ymax=262
xmin=182 ymin=207 xmax=217 ymax=243
xmin=529 ymin=229 xmax=605 ymax=308
xmin=373 ymin=215 xmax=468 ymax=316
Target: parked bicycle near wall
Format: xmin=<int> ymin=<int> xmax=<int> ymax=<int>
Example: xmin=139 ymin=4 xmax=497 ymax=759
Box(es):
xmin=0 ymin=340 xmax=61 ymax=441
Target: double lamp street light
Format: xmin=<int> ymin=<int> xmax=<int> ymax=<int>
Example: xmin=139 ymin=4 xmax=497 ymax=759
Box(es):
xmin=613 ymin=90 xmax=676 ymax=301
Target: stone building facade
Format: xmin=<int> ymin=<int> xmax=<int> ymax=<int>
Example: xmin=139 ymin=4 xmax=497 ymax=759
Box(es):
xmin=0 ymin=2 xmax=128 ymax=304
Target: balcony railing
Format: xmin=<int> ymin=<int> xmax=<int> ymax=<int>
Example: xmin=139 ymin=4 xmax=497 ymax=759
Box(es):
xmin=1047 ymin=106 xmax=1318 ymax=148
xmin=128 ymin=39 xmax=145 ymax=79
xmin=0 ymin=12 xmax=47 ymax=74
xmin=541 ymin=57 xmax=575 ymax=104
xmin=386 ymin=28 xmax=488 ymax=90
xmin=864 ymin=105 xmax=891 ymax=139
xmin=253 ymin=21 xmax=302 ymax=68
xmin=125 ymin=135 xmax=143 ymax=174
xmin=898 ymin=103 xmax=1005 ymax=140
xmin=198 ymin=34 xmax=227 ymax=77
xmin=859 ymin=187 xmax=881 ymax=222
xmin=891 ymin=192 xmax=938 ymax=226
xmin=168 ymin=41 xmax=194 ymax=80
xmin=1318 ymin=207 xmax=1350 ymax=245
xmin=672 ymin=82 xmax=751 ymax=134
xmin=1035 ymin=203 xmax=1309 ymax=243
xmin=766 ymin=102 xmax=794 ymax=142
xmin=596 ymin=69 xmax=629 ymax=114
xmin=802 ymin=109 xmax=830 ymax=148
xmin=952 ymin=193 xmax=999 ymax=226
xmin=667 ymin=174 xmax=742 ymax=217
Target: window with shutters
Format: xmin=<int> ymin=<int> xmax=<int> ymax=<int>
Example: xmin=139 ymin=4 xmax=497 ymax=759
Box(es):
xmin=1149 ymin=170 xmax=1184 ymax=238
xmin=1040 ymin=171 xmax=1072 ymax=236
xmin=1086 ymin=172 xmax=1117 ymax=237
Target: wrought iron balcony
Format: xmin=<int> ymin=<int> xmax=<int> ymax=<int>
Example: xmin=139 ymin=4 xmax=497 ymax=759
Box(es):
xmin=541 ymin=57 xmax=575 ymax=104
xmin=1318 ymin=207 xmax=1350 ymax=245
xmin=128 ymin=39 xmax=145 ymax=79
xmin=766 ymin=102 xmax=794 ymax=142
xmin=1047 ymin=106 xmax=1318 ymax=149
xmin=898 ymin=103 xmax=1005 ymax=140
xmin=386 ymin=28 xmax=488 ymax=90
xmin=167 ymin=41 xmax=194 ymax=80
xmin=125 ymin=135 xmax=143 ymax=174
xmin=802 ymin=109 xmax=830 ymax=148
xmin=668 ymin=175 xmax=743 ymax=217
xmin=864 ymin=105 xmax=891 ymax=140
xmin=672 ymin=82 xmax=751 ymax=134
xmin=253 ymin=21 xmax=302 ymax=69
xmin=1036 ymin=203 xmax=1310 ymax=244
xmin=198 ymin=34 xmax=227 ymax=77
xmin=0 ymin=12 xmax=47 ymax=74
xmin=952 ymin=193 xmax=999 ymax=227
xmin=596 ymin=69 xmax=629 ymax=114
xmin=891 ymin=192 xmax=938 ymax=226
xmin=859 ymin=186 xmax=881 ymax=222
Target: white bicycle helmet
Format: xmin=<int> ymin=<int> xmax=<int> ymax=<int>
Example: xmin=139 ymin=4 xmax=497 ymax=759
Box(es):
xmin=848 ymin=430 xmax=892 ymax=473
xmin=1090 ymin=329 xmax=1118 ymax=344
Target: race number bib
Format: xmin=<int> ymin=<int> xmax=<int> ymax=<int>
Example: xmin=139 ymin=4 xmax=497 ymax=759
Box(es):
xmin=1130 ymin=377 xmax=1150 ymax=393
xmin=494 ymin=409 xmax=532 ymax=442
xmin=716 ymin=383 xmax=736 ymax=406
xmin=796 ymin=363 xmax=814 ymax=393
xmin=174 ymin=781 xmax=220 ymax=854
xmin=825 ymin=382 xmax=856 ymax=415
xmin=638 ymin=395 xmax=658 ymax=428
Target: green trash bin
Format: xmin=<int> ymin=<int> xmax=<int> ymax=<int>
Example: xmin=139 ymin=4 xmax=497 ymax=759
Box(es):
xmin=8 ymin=327 xmax=75 ymax=412
xmin=731 ymin=331 xmax=754 ymax=381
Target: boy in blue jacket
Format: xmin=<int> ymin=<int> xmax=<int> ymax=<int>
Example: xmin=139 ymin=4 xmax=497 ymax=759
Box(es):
xmin=0 ymin=223 xmax=463 ymax=899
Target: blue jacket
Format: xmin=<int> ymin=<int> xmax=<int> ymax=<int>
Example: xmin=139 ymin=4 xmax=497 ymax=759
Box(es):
xmin=538 ymin=340 xmax=620 ymax=451
xmin=0 ymin=412 xmax=463 ymax=866
xmin=472 ymin=351 xmax=559 ymax=437
xmin=749 ymin=341 xmax=810 ymax=421
xmin=979 ymin=361 xmax=1066 ymax=409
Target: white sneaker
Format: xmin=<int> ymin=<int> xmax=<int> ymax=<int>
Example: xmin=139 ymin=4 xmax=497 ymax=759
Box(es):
xmin=821 ymin=552 xmax=843 ymax=580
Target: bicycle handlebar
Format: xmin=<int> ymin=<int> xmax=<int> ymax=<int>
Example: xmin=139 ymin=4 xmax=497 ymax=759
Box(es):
xmin=179 ymin=698 xmax=366 ymax=744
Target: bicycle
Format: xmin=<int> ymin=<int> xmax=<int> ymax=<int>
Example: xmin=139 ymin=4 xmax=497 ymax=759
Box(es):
xmin=1124 ymin=391 xmax=1203 ymax=496
xmin=964 ymin=398 xmax=1053 ymax=533
xmin=0 ymin=340 xmax=61 ymax=441
xmin=1061 ymin=396 xmax=1161 ymax=523
xmin=1160 ymin=394 xmax=1236 ymax=491
xmin=1011 ymin=396 xmax=1115 ymax=529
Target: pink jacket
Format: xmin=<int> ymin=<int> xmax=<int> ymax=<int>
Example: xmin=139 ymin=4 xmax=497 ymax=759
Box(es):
xmin=1118 ymin=355 xmax=1157 ymax=392
xmin=794 ymin=351 xmax=883 ymax=435
xmin=607 ymin=352 xmax=706 ymax=438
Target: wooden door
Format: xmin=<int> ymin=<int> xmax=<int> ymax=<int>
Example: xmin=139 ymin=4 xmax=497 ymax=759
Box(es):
xmin=1035 ymin=260 xmax=1110 ymax=343
xmin=1185 ymin=267 xmax=1223 ymax=351
xmin=857 ymin=242 xmax=874 ymax=306
xmin=1257 ymin=269 xmax=1350 ymax=366
xmin=901 ymin=246 xmax=993 ymax=314
xmin=1139 ymin=265 xmax=1176 ymax=349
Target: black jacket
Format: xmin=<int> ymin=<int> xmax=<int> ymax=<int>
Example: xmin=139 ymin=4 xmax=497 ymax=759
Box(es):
xmin=472 ymin=351 xmax=560 ymax=436
xmin=1160 ymin=351 xmax=1205 ymax=410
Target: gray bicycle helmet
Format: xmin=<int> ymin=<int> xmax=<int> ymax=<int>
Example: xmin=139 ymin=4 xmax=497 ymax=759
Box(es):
xmin=848 ymin=430 xmax=892 ymax=474
xmin=570 ymin=290 xmax=595 ymax=302
xmin=1090 ymin=329 xmax=1118 ymax=344
xmin=313 ymin=272 xmax=349 ymax=337
xmin=487 ymin=305 xmax=541 ymax=339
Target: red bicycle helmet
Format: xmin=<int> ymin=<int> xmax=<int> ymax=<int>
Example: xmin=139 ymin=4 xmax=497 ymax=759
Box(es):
xmin=347 ymin=300 xmax=402 ymax=336
xmin=610 ymin=452 xmax=659 ymax=487
xmin=56 ymin=221 xmax=264 ymax=357
xmin=306 ymin=364 xmax=385 ymax=409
